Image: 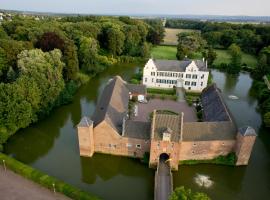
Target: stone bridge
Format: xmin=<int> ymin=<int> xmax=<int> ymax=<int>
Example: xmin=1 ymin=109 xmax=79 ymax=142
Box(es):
xmin=154 ymin=154 xmax=173 ymax=200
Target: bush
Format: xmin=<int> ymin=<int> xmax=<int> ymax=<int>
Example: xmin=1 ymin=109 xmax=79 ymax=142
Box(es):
xmin=76 ymin=72 xmax=90 ymax=85
xmin=0 ymin=153 xmax=100 ymax=200
xmin=264 ymin=112 xmax=270 ymax=127
xmin=141 ymin=152 xmax=150 ymax=164
xmin=147 ymin=88 xmax=176 ymax=95
xmin=170 ymin=186 xmax=210 ymax=200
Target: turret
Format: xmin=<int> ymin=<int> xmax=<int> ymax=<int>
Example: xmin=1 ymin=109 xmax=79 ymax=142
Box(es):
xmin=234 ymin=126 xmax=257 ymax=165
xmin=77 ymin=117 xmax=94 ymax=157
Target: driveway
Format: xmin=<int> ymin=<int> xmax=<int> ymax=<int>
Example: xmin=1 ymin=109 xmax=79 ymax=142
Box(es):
xmin=0 ymin=166 xmax=70 ymax=200
xmin=132 ymin=99 xmax=197 ymax=122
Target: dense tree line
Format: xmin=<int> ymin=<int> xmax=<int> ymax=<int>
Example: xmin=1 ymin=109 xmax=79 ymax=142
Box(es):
xmin=166 ymin=19 xmax=270 ymax=55
xmin=0 ymin=15 xmax=164 ymax=150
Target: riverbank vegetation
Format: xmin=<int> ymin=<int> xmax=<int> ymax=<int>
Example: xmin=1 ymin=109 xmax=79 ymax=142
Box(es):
xmin=0 ymin=153 xmax=100 ymax=200
xmin=179 ymin=153 xmax=236 ymax=166
xmin=0 ymin=15 xmax=165 ymax=150
xmin=170 ymin=186 xmax=210 ymax=200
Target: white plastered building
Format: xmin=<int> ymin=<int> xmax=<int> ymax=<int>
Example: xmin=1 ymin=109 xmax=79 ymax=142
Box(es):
xmin=142 ymin=58 xmax=209 ymax=92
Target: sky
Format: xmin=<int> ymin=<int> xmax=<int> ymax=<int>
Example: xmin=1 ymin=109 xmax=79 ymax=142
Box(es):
xmin=0 ymin=0 xmax=269 ymax=16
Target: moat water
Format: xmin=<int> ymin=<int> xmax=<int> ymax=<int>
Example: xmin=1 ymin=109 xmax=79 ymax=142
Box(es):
xmin=4 ymin=63 xmax=270 ymax=200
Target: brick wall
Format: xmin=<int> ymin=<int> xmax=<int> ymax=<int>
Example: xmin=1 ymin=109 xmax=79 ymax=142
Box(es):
xmin=77 ymin=124 xmax=94 ymax=157
xmin=93 ymin=121 xmax=150 ymax=158
xmin=234 ymin=134 xmax=256 ymax=165
xmin=179 ymin=140 xmax=236 ymax=161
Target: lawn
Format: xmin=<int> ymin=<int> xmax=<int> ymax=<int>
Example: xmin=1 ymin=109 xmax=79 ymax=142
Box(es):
xmin=213 ymin=49 xmax=258 ymax=68
xmin=162 ymin=28 xmax=199 ymax=46
xmin=151 ymin=45 xmax=258 ymax=68
xmin=151 ymin=45 xmax=177 ymax=60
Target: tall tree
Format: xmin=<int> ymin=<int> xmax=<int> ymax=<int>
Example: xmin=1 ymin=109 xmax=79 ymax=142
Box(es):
xmin=228 ymin=43 xmax=242 ymax=73
xmin=78 ymin=37 xmax=100 ymax=74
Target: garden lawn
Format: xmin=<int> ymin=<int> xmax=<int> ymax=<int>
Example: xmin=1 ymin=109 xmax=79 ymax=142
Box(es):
xmin=214 ymin=49 xmax=258 ymax=68
xmin=151 ymin=45 xmax=177 ymax=60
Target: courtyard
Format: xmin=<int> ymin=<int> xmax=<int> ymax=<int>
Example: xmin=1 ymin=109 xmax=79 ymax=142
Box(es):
xmin=131 ymin=99 xmax=197 ymax=122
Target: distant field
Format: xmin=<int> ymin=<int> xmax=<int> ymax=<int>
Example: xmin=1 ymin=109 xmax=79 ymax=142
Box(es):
xmin=162 ymin=28 xmax=198 ymax=46
xmin=151 ymin=45 xmax=177 ymax=60
xmin=151 ymin=46 xmax=258 ymax=68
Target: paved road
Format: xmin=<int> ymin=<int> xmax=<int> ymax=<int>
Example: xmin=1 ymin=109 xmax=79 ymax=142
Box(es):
xmin=155 ymin=160 xmax=172 ymax=200
xmin=0 ymin=166 xmax=70 ymax=200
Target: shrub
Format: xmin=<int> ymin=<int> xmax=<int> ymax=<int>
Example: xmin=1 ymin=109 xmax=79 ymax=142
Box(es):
xmin=0 ymin=153 xmax=100 ymax=200
xmin=76 ymin=72 xmax=90 ymax=85
xmin=263 ymin=112 xmax=270 ymax=127
xmin=170 ymin=186 xmax=210 ymax=200
xmin=141 ymin=152 xmax=150 ymax=164
xmin=147 ymin=88 xmax=175 ymax=95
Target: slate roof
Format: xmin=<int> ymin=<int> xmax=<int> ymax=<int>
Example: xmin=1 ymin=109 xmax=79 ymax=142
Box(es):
xmin=239 ymin=126 xmax=257 ymax=136
xmin=77 ymin=117 xmax=93 ymax=127
xmin=153 ymin=59 xmax=207 ymax=72
xmin=153 ymin=113 xmax=181 ymax=142
xmin=183 ymin=121 xmax=237 ymax=141
xmin=91 ymin=76 xmax=129 ymax=132
xmin=201 ymin=84 xmax=232 ymax=122
xmin=123 ymin=120 xmax=151 ymax=139
xmin=126 ymin=84 xmax=146 ymax=95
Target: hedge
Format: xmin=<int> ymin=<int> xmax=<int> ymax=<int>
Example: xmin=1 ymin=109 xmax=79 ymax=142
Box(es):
xmin=147 ymin=88 xmax=176 ymax=95
xmin=179 ymin=153 xmax=236 ymax=166
xmin=0 ymin=153 xmax=100 ymax=200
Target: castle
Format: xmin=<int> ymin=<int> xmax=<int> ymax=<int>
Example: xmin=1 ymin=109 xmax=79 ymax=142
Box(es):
xmin=76 ymin=74 xmax=256 ymax=170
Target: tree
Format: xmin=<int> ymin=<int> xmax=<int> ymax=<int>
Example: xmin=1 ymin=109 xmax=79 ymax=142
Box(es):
xmin=228 ymin=43 xmax=242 ymax=73
xmin=36 ymin=32 xmax=65 ymax=52
xmin=78 ymin=36 xmax=100 ymax=73
xmin=176 ymin=32 xmax=206 ymax=60
xmin=140 ymin=42 xmax=150 ymax=58
xmin=202 ymin=47 xmax=217 ymax=66
xmin=145 ymin=19 xmax=165 ymax=45
xmin=17 ymin=49 xmax=65 ymax=113
xmin=170 ymin=186 xmax=210 ymax=200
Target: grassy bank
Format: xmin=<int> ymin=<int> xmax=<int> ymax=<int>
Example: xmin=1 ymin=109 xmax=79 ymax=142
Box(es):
xmin=180 ymin=153 xmax=236 ymax=166
xmin=0 ymin=153 xmax=100 ymax=200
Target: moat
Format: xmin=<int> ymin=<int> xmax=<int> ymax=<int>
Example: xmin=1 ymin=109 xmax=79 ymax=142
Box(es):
xmin=4 ymin=63 xmax=270 ymax=200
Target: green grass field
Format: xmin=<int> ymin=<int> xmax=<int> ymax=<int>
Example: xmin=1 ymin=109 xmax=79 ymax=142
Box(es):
xmin=162 ymin=28 xmax=199 ymax=46
xmin=151 ymin=45 xmax=258 ymax=68
xmin=151 ymin=45 xmax=177 ymax=60
xmin=213 ymin=49 xmax=257 ymax=68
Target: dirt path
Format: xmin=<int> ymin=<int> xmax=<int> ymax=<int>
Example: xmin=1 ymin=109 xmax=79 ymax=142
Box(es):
xmin=0 ymin=166 xmax=70 ymax=200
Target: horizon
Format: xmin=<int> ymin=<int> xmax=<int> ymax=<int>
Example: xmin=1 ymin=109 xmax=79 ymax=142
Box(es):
xmin=0 ymin=0 xmax=270 ymax=17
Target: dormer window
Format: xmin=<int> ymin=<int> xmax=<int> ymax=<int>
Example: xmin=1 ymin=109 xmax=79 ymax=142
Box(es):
xmin=163 ymin=128 xmax=172 ymax=142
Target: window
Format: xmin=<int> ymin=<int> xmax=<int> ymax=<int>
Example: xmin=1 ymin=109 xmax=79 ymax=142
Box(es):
xmin=186 ymin=74 xmax=191 ymax=78
xmin=144 ymin=78 xmax=147 ymax=82
xmin=126 ymin=143 xmax=132 ymax=148
xmin=185 ymin=81 xmax=190 ymax=86
xmin=136 ymin=144 xmax=141 ymax=149
xmin=152 ymin=78 xmax=154 ymax=83
xmin=151 ymin=72 xmax=155 ymax=76
xmin=191 ymin=82 xmax=196 ymax=86
xmin=201 ymin=82 xmax=203 ymax=86
xmin=201 ymin=74 xmax=204 ymax=79
xmin=192 ymin=75 xmax=197 ymax=79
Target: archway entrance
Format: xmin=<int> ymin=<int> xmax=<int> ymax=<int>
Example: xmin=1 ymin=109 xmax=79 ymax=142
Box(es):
xmin=159 ymin=153 xmax=169 ymax=162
